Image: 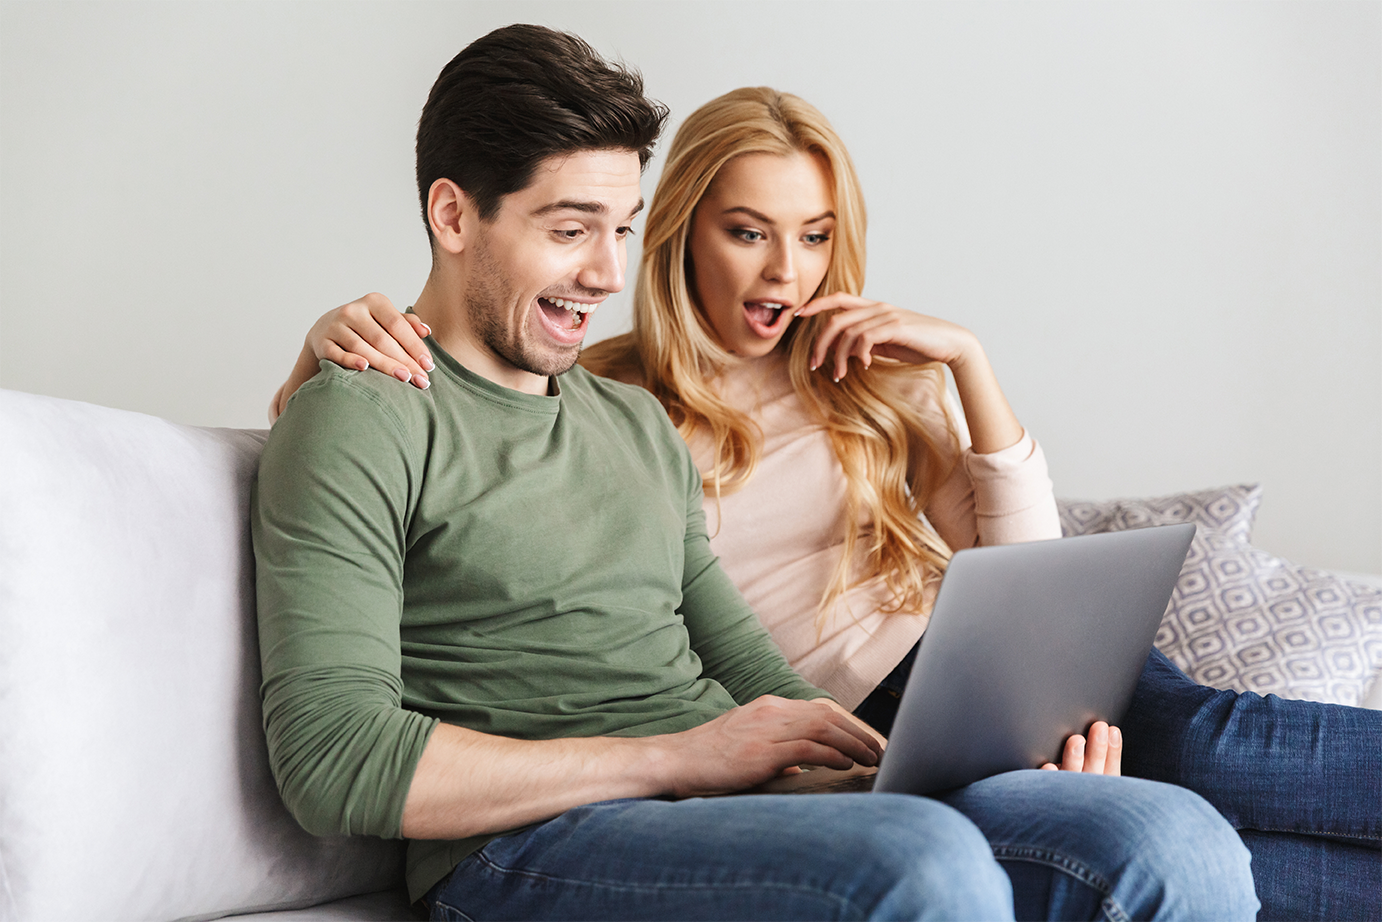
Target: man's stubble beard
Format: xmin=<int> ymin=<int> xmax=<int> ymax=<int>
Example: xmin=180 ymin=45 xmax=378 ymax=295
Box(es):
xmin=465 ymin=235 xmax=582 ymax=379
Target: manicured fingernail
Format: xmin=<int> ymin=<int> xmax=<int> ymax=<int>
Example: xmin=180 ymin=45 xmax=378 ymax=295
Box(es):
xmin=421 ymin=355 xmax=435 ymax=371
xmin=414 ymin=374 xmax=430 ymax=389
xmin=1110 ymin=727 xmax=1121 ymax=746
xmin=393 ymin=368 xmax=411 ymax=383
xmin=421 ymin=322 xmax=432 ymax=335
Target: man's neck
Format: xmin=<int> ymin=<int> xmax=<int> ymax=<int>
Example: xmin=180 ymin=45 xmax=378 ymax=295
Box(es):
xmin=412 ymin=276 xmax=550 ymax=396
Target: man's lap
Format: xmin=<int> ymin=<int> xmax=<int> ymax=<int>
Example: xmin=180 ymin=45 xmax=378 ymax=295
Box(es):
xmin=426 ymin=771 xmax=1255 ymax=922
xmin=428 ymin=793 xmax=1009 ymax=921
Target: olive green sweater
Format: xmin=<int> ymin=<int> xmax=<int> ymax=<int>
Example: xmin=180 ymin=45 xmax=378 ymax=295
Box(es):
xmin=251 ymin=346 xmax=824 ymax=902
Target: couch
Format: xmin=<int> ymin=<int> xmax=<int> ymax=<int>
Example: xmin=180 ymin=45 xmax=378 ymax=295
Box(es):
xmin=3 ymin=387 xmax=1379 ymax=921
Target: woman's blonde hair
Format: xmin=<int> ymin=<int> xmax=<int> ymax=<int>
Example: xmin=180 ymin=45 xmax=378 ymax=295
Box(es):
xmin=582 ymin=87 xmax=958 ymax=619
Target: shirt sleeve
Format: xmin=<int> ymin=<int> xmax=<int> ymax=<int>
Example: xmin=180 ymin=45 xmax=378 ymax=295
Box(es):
xmin=251 ymin=372 xmax=438 ymax=838
xmin=922 ymin=389 xmax=1063 ymax=552
xmin=674 ymin=456 xmax=829 ymax=705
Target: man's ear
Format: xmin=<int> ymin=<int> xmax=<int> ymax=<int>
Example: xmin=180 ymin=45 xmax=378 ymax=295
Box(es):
xmin=427 ymin=178 xmax=470 ymax=255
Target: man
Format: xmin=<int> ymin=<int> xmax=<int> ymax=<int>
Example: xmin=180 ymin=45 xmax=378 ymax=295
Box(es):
xmin=253 ymin=24 xmax=1255 ymax=920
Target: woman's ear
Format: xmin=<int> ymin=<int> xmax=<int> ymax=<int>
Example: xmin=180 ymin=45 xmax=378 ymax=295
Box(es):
xmin=427 ymin=178 xmax=469 ymax=255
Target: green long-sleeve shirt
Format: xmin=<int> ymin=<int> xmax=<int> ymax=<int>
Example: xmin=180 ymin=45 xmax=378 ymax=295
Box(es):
xmin=251 ymin=346 xmax=825 ymax=901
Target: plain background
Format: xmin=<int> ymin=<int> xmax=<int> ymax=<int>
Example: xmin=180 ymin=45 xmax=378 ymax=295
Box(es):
xmin=1 ymin=1 xmax=1378 ymax=574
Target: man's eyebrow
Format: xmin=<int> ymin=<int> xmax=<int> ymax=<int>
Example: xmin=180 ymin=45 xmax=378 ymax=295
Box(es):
xmin=722 ymin=206 xmax=836 ymax=225
xmin=532 ymin=198 xmax=645 ymax=220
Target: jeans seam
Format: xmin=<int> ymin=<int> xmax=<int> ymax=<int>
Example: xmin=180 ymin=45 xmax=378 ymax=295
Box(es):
xmin=1235 ymin=824 xmax=1382 ymax=845
xmin=992 ymin=843 xmax=1130 ymax=922
xmin=463 ymin=847 xmax=862 ymax=918
xmin=430 ymin=897 xmax=475 ymax=922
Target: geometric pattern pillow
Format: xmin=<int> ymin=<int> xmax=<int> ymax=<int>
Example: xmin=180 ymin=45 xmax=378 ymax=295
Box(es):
xmin=1152 ymin=530 xmax=1382 ymax=706
xmin=1057 ymin=484 xmax=1382 ymax=706
xmin=1058 ymin=483 xmax=1263 ymax=543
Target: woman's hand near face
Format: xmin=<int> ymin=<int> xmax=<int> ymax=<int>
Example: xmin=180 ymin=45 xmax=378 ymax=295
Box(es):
xmin=797 ymin=293 xmax=979 ymax=378
xmin=269 ymin=293 xmax=433 ymax=424
xmin=1039 ymin=721 xmax=1123 ymax=775
xmin=795 ymin=293 xmax=1023 ymax=454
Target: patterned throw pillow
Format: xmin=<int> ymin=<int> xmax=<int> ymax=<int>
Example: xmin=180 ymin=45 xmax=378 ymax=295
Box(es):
xmin=1058 ymin=483 xmax=1263 ymax=544
xmin=1057 ymin=485 xmax=1382 ymax=706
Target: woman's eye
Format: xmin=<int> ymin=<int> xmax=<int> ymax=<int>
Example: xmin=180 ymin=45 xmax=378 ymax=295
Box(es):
xmin=731 ymin=228 xmax=765 ymax=243
xmin=804 ymin=232 xmax=831 ymax=245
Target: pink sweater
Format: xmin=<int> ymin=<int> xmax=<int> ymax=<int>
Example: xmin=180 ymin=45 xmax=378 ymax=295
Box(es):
xmin=686 ymin=355 xmax=1061 ymax=710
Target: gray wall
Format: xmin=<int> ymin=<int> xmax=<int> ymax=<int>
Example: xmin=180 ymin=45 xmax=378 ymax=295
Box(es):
xmin=2 ymin=1 xmax=1378 ymax=574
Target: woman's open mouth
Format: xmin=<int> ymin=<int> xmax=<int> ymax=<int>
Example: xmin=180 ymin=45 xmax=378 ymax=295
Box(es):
xmin=743 ymin=300 xmax=793 ymax=338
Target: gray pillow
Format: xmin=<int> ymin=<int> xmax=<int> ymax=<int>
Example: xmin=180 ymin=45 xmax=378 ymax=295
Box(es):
xmin=1058 ymin=483 xmax=1262 ymax=544
xmin=1057 ymin=485 xmax=1382 ymax=706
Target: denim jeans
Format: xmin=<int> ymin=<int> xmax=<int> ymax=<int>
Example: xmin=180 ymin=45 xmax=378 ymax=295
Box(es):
xmin=1122 ymin=648 xmax=1382 ymax=921
xmin=855 ymin=645 xmax=1382 ymax=922
xmin=427 ymin=771 xmax=1256 ymax=921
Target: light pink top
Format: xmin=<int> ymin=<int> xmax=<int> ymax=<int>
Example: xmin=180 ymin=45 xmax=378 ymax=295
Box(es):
xmin=686 ymin=356 xmax=1061 ymax=710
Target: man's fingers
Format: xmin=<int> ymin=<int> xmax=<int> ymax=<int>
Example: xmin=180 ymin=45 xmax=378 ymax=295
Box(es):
xmin=819 ymin=716 xmax=882 ymax=766
xmin=1083 ymin=722 xmax=1109 ymax=776
xmin=1061 ymin=734 xmax=1085 ymax=772
xmin=1106 ymin=725 xmax=1123 ymax=777
xmin=771 ymin=709 xmax=880 ymax=768
xmin=743 ymin=698 xmax=881 ymax=769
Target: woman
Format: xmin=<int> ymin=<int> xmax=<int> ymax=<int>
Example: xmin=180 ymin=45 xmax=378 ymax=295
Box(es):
xmin=275 ymin=87 xmax=1379 ymax=919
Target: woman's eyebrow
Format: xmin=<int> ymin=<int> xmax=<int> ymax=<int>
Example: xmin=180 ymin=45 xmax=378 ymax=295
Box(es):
xmin=722 ymin=206 xmax=836 ymax=225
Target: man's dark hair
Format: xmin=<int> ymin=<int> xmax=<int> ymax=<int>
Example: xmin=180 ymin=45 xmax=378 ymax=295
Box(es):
xmin=416 ymin=24 xmax=668 ymax=230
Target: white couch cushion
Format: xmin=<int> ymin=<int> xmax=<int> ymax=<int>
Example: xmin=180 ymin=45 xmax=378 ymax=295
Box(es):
xmin=0 ymin=390 xmax=406 ymax=921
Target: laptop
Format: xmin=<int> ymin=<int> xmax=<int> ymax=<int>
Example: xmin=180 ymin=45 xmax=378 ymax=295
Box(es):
xmin=753 ymin=523 xmax=1195 ymax=796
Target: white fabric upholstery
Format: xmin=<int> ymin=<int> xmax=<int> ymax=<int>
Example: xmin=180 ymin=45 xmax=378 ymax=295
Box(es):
xmin=0 ymin=390 xmax=408 ymax=921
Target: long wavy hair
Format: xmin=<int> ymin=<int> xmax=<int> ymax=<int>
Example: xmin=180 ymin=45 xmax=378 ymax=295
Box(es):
xmin=581 ymin=87 xmax=959 ymax=619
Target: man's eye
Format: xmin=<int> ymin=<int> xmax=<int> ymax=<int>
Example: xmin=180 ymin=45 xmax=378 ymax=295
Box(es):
xmin=617 ymin=226 xmax=636 ymax=239
xmin=554 ymin=229 xmax=583 ymax=240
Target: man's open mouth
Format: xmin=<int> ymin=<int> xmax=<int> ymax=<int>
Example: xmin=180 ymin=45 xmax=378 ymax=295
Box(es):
xmin=539 ymin=297 xmax=598 ymax=331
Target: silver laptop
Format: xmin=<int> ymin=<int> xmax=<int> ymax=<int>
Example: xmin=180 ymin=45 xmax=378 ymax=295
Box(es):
xmin=756 ymin=524 xmax=1195 ymax=796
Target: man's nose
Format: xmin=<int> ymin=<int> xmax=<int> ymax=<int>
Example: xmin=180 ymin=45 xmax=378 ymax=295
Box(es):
xmin=578 ymin=233 xmax=626 ymax=294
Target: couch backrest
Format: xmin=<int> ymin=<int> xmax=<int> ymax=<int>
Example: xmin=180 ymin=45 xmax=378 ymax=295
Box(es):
xmin=0 ymin=390 xmax=404 ymax=922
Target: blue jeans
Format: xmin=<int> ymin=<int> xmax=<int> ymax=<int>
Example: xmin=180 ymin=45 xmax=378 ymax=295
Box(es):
xmin=856 ymin=646 xmax=1382 ymax=922
xmin=427 ymin=771 xmax=1255 ymax=921
xmin=1122 ymin=648 xmax=1382 ymax=921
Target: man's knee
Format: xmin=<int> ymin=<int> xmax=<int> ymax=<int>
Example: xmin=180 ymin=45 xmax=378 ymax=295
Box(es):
xmin=947 ymin=772 xmax=1258 ymax=920
xmin=1055 ymin=777 xmax=1258 ymax=920
xmin=1123 ymin=782 xmax=1258 ymax=918
xmin=836 ymin=795 xmax=1013 ymax=920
